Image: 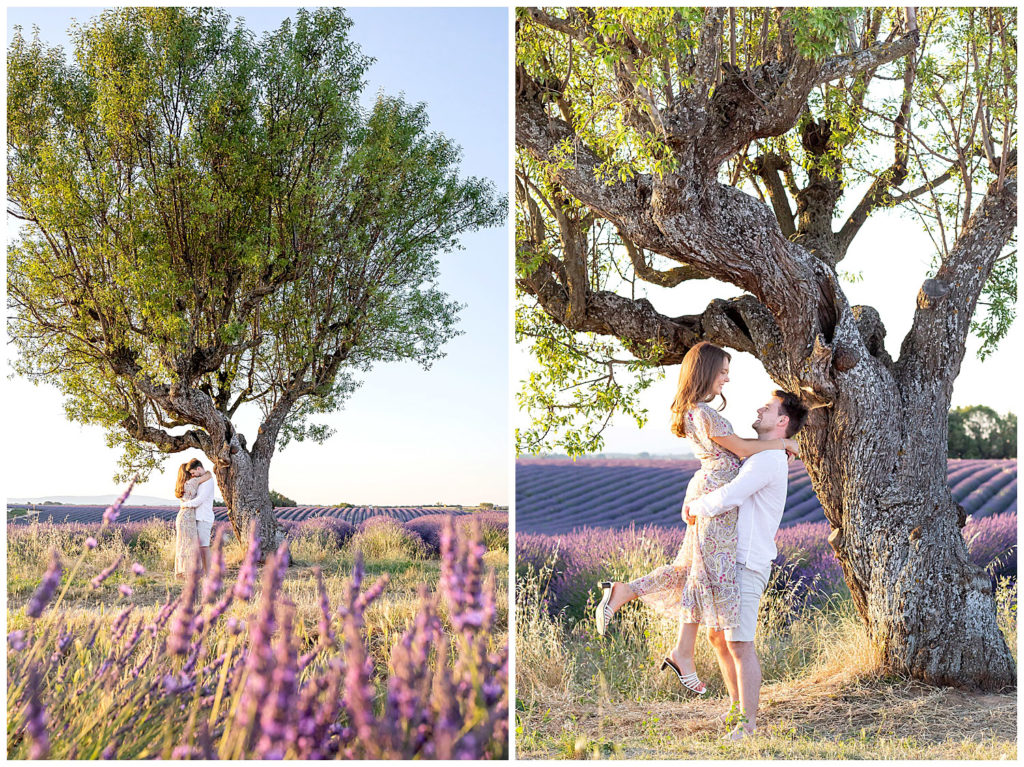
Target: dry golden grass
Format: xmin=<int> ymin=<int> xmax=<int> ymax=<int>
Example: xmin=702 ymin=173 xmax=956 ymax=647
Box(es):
xmin=517 ymin=666 xmax=1016 ymax=760
xmin=515 ymin=565 xmax=1016 ymax=760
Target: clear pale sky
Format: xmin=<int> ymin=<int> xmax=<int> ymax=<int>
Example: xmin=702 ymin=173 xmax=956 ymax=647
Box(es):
xmin=5 ymin=6 xmax=510 ymax=506
xmin=515 ymin=178 xmax=1020 ymax=455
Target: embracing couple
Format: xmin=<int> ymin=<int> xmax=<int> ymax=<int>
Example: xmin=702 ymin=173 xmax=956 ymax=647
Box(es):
xmin=173 ymin=459 xmax=218 ymax=578
xmin=596 ymin=341 xmax=808 ymax=740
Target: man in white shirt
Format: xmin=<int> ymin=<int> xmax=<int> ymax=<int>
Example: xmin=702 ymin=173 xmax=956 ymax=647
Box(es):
xmin=180 ymin=461 xmax=218 ymax=574
xmin=684 ymin=390 xmax=808 ymax=740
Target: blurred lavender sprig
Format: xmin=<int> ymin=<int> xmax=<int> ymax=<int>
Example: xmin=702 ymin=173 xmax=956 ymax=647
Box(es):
xmin=102 ymin=477 xmax=137 ymax=526
xmin=26 ymin=552 xmax=62 ymax=619
xmin=7 ymin=505 xmax=508 ymax=760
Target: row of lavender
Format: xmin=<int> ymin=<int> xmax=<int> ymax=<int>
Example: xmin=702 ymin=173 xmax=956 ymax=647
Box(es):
xmin=517 ymin=513 xmax=1016 ymax=620
xmin=516 ymin=458 xmax=1017 ymax=535
xmin=8 ymin=493 xmax=508 ymax=758
xmin=8 ymin=505 xmax=476 ymax=526
xmin=8 ymin=512 xmax=509 ymax=562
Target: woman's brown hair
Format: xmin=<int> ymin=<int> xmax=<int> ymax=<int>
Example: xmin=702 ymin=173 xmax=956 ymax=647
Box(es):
xmin=174 ymin=459 xmax=204 ymax=499
xmin=670 ymin=342 xmax=731 ymax=437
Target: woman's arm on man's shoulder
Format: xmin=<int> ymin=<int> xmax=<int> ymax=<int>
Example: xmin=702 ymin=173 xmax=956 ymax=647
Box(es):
xmin=711 ymin=433 xmax=797 ymax=459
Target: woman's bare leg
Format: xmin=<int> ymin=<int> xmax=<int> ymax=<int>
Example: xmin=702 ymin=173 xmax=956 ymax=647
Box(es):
xmin=668 ymin=620 xmax=701 ymax=678
xmin=607 ymin=581 xmax=638 ymax=614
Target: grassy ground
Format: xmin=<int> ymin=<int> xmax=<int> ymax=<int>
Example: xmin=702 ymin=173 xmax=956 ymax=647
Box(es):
xmin=515 ymin=564 xmax=1016 ymax=760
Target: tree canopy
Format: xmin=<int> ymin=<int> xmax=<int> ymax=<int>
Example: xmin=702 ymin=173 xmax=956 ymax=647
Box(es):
xmin=9 ymin=8 xmax=503 ymax=489
xmin=516 ymin=7 xmax=1016 ymax=455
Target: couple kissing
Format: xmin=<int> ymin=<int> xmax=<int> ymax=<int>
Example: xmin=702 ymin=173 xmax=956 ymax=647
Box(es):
xmin=173 ymin=459 xmax=217 ymax=577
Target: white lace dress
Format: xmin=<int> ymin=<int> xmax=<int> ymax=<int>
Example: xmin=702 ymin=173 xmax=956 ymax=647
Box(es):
xmin=174 ymin=477 xmax=201 ymax=576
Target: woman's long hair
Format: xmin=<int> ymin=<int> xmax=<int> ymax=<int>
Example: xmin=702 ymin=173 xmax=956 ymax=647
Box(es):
xmin=670 ymin=342 xmax=730 ymax=437
xmin=174 ymin=459 xmax=204 ymax=499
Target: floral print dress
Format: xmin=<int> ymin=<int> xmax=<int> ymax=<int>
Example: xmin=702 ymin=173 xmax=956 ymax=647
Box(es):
xmin=174 ymin=477 xmax=201 ymax=576
xmin=628 ymin=403 xmax=741 ymax=630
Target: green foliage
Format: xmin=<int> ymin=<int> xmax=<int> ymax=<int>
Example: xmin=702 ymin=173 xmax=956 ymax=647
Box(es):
xmin=971 ymin=249 xmax=1016 ymax=361
xmin=948 ymin=406 xmax=1017 ymax=459
xmin=8 ymin=8 xmax=503 ymax=480
xmin=268 ymin=489 xmax=296 ymax=508
xmin=516 ymin=304 xmax=662 ymax=457
xmin=515 ymin=8 xmax=1016 ymax=455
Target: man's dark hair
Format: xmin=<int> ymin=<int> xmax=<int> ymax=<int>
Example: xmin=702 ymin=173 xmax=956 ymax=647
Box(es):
xmin=774 ymin=390 xmax=808 ymax=437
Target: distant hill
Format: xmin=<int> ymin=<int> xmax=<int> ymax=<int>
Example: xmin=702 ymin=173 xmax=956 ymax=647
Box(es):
xmin=516 ymin=457 xmax=1017 ymax=535
xmin=8 ymin=494 xmax=178 ymax=507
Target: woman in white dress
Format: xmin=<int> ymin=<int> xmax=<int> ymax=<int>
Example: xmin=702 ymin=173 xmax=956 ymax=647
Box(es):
xmin=174 ymin=459 xmax=212 ymax=577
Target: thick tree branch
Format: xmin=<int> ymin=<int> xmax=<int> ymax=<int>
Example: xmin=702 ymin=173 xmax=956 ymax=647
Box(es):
xmin=618 ymin=229 xmax=707 ymax=288
xmin=751 ymin=154 xmax=796 ymax=239
xmin=837 ymin=44 xmax=918 ymax=253
xmin=120 ymin=415 xmax=212 ymax=454
xmin=516 ymin=66 xmax=659 ymax=236
xmin=816 ymin=30 xmax=920 ymax=85
xmin=898 ymin=166 xmax=1017 ymax=392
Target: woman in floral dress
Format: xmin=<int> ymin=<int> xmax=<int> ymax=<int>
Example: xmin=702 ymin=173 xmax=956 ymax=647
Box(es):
xmin=595 ymin=342 xmax=797 ymax=694
xmin=174 ymin=459 xmax=213 ymax=577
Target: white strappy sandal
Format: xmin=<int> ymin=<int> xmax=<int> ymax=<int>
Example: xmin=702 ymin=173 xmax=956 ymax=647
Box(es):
xmin=596 ymin=581 xmax=615 ymax=636
xmin=661 ymin=656 xmax=707 ymax=695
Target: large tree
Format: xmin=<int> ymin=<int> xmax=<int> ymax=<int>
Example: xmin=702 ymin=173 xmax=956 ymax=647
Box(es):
xmin=8 ymin=7 xmax=503 ymax=553
xmin=516 ymin=8 xmax=1015 ymax=689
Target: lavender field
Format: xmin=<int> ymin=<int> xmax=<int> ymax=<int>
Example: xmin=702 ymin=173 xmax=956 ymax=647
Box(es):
xmin=516 ymin=458 xmax=1017 ymax=534
xmin=515 ymin=461 xmax=1016 ymax=759
xmin=517 ymin=513 xmax=1016 ymax=620
xmin=8 ymin=490 xmax=509 ymax=759
xmin=8 ymin=504 xmax=482 ymax=526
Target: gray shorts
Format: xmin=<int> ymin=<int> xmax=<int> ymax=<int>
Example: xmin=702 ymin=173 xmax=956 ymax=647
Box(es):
xmin=724 ymin=565 xmax=769 ymax=643
xmin=196 ymin=521 xmax=213 ymax=547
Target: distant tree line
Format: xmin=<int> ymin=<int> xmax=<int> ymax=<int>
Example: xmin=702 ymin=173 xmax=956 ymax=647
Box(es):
xmin=269 ymin=490 xmax=297 ymax=508
xmin=948 ymin=406 xmax=1016 ymax=459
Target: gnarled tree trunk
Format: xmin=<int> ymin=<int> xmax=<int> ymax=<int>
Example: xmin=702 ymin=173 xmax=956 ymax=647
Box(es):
xmin=211 ymin=441 xmax=282 ymax=556
xmin=801 ymin=362 xmax=1014 ymax=689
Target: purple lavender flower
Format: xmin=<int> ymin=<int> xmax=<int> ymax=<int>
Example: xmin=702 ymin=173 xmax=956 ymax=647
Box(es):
xmin=110 ymin=607 xmax=133 ymax=642
xmin=90 ymin=556 xmax=122 ymax=590
xmin=202 ymin=527 xmax=226 ymax=605
xmin=131 ymin=562 xmax=146 ymax=576
xmin=24 ymin=664 xmax=50 ymax=759
xmin=275 ymin=540 xmax=291 ymax=584
xmin=234 ymin=547 xmax=286 ymax=748
xmin=26 ymin=551 xmax=62 ymax=618
xmin=162 ymin=671 xmax=192 ymax=695
xmin=149 ymin=594 xmax=181 ymax=636
xmin=167 ymin=556 xmax=201 ymax=655
xmin=256 ymin=606 xmax=299 ymax=758
xmin=8 ymin=630 xmax=27 ymax=651
xmin=102 ymin=477 xmax=137 ymax=526
xmin=118 ymin=584 xmax=133 ymax=597
xmin=85 ymin=536 xmax=98 ymax=550
xmin=233 ymin=528 xmax=261 ymax=601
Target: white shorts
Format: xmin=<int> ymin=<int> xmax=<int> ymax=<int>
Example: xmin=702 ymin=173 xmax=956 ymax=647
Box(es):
xmin=196 ymin=521 xmax=213 ymax=547
xmin=724 ymin=565 xmax=769 ymax=643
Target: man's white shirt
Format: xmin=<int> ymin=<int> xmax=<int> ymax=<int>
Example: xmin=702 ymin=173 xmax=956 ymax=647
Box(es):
xmin=687 ymin=449 xmax=788 ymax=578
xmin=181 ymin=477 xmax=216 ymax=524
